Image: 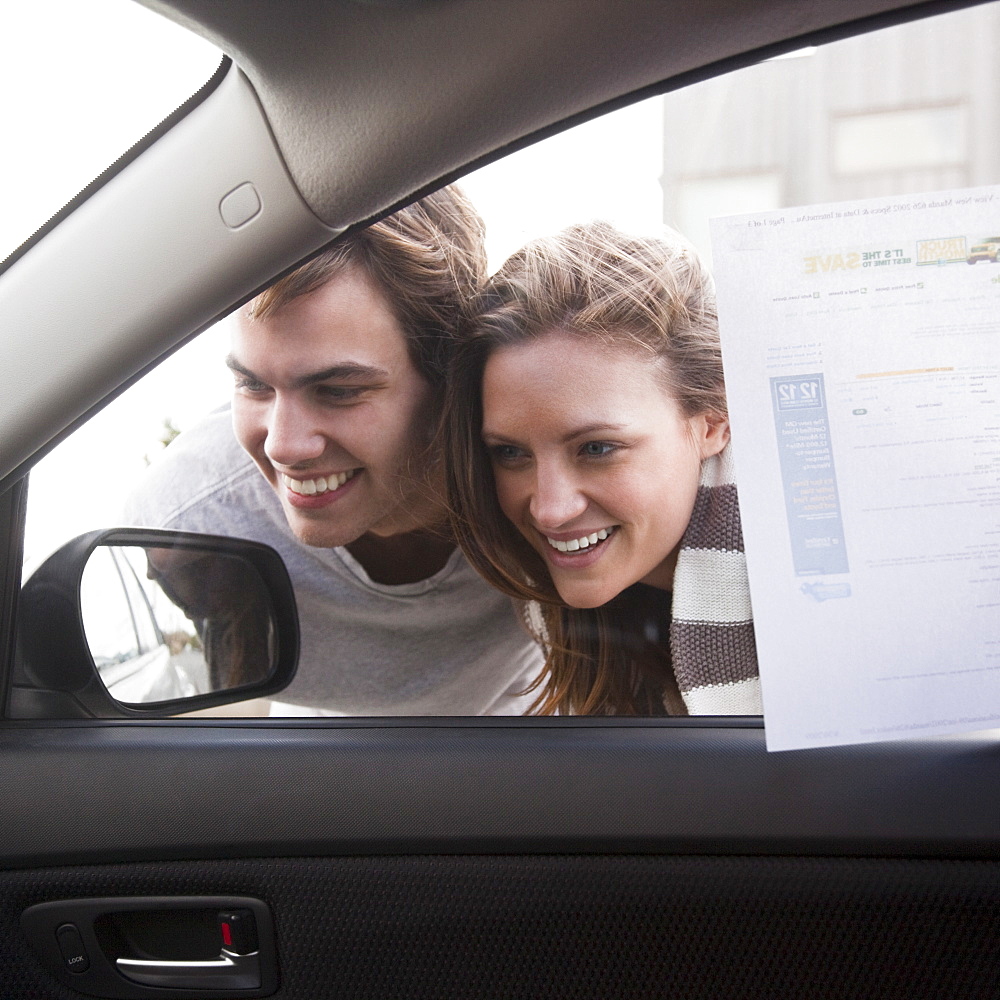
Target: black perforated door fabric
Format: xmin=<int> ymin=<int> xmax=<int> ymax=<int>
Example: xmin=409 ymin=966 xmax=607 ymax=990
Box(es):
xmin=1 ymin=854 xmax=998 ymax=999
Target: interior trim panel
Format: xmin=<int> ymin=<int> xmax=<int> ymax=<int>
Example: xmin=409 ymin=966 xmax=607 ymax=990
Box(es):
xmin=0 ymin=723 xmax=996 ymax=867
xmin=3 ymin=854 xmax=998 ymax=999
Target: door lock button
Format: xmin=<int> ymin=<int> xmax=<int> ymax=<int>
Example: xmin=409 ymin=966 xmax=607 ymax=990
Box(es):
xmin=55 ymin=923 xmax=89 ymax=973
xmin=219 ymin=908 xmax=258 ymax=955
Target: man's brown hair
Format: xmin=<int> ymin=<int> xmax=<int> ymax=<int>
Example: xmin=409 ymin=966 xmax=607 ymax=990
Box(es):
xmin=247 ymin=185 xmax=488 ymax=389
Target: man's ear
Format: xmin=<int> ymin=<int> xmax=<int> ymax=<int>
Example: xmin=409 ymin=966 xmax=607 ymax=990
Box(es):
xmin=692 ymin=410 xmax=730 ymax=459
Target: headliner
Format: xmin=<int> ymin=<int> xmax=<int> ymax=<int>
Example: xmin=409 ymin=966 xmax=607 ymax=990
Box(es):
xmin=137 ymin=0 xmax=979 ymax=229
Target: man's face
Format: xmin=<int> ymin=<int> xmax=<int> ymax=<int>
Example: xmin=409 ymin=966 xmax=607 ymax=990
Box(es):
xmin=229 ymin=267 xmax=438 ymax=548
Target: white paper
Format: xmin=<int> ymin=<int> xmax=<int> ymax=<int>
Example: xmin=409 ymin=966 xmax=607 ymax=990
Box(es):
xmin=711 ymin=186 xmax=1000 ymax=750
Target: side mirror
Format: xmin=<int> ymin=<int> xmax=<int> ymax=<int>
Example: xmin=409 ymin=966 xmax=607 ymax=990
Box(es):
xmin=12 ymin=528 xmax=298 ymax=718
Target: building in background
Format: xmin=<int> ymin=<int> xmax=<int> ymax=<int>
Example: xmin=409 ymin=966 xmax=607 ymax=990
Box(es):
xmin=662 ymin=4 xmax=1000 ymax=263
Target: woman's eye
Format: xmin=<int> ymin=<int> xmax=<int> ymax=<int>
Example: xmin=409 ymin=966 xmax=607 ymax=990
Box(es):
xmin=489 ymin=444 xmax=527 ymax=464
xmin=581 ymin=441 xmax=617 ymax=458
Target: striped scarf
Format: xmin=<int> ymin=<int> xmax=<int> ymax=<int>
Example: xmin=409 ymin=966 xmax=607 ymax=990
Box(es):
xmin=670 ymin=445 xmax=761 ymax=714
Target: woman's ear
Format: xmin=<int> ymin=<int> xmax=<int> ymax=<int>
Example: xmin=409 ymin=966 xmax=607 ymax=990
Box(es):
xmin=692 ymin=410 xmax=730 ymax=459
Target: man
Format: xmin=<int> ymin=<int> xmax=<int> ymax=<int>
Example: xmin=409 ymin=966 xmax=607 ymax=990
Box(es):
xmin=125 ymin=186 xmax=543 ymax=715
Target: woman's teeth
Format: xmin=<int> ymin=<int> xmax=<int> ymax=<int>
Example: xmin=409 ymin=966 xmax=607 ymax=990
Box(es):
xmin=282 ymin=470 xmax=355 ymax=495
xmin=545 ymin=527 xmax=615 ymax=553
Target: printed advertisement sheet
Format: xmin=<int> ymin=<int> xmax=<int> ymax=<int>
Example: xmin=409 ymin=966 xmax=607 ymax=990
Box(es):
xmin=711 ymin=186 xmax=1000 ymax=750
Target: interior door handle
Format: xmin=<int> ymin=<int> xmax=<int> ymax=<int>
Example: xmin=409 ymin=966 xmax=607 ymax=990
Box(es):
xmin=22 ymin=895 xmax=277 ymax=998
xmin=116 ymin=947 xmax=261 ymax=990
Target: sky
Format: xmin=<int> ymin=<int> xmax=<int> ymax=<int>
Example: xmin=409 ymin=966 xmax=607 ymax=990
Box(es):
xmin=7 ymin=0 xmax=666 ymax=574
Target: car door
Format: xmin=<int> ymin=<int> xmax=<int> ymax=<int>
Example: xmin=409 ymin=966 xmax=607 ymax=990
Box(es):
xmin=1 ymin=1 xmax=999 ymax=998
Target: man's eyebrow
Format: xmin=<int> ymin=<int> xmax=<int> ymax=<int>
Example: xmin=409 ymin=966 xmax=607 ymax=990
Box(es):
xmin=292 ymin=363 xmax=389 ymax=388
xmin=225 ymin=355 xmax=389 ymax=387
xmin=225 ymin=355 xmax=256 ymax=379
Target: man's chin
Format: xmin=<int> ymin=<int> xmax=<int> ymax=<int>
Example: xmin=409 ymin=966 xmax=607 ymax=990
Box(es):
xmin=292 ymin=525 xmax=361 ymax=549
xmin=281 ymin=506 xmax=364 ymax=550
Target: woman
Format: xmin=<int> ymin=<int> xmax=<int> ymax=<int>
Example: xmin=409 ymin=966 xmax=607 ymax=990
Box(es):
xmin=445 ymin=222 xmax=760 ymax=715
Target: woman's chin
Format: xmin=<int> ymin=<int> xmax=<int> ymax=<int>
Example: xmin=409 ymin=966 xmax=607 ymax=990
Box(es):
xmin=554 ymin=580 xmax=622 ymax=610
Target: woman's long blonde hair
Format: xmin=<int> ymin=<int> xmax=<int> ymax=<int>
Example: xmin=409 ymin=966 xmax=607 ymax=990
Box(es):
xmin=444 ymin=222 xmax=725 ymax=715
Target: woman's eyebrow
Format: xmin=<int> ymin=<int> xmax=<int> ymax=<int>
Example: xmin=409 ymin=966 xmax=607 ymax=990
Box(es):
xmin=481 ymin=430 xmax=518 ymax=444
xmin=562 ymin=423 xmax=627 ymax=442
xmin=482 ymin=423 xmax=627 ymax=444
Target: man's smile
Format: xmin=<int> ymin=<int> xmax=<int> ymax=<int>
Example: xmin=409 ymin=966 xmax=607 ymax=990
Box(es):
xmin=281 ymin=469 xmax=357 ymax=496
xmin=279 ymin=469 xmax=362 ymax=510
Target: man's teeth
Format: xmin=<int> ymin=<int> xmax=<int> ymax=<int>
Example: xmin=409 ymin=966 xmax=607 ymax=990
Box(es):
xmin=283 ymin=470 xmax=356 ymax=495
xmin=545 ymin=527 xmax=614 ymax=553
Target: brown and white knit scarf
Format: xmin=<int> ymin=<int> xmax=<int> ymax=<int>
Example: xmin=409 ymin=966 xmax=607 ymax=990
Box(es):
xmin=670 ymin=444 xmax=761 ymax=714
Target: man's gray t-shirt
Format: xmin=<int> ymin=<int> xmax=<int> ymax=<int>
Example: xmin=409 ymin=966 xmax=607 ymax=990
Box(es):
xmin=123 ymin=407 xmax=543 ymax=715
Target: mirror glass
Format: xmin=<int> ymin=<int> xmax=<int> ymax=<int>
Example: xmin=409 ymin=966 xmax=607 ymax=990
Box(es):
xmin=81 ymin=543 xmax=278 ymax=704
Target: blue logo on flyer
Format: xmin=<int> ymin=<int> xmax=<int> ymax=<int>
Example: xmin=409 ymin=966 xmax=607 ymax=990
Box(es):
xmin=771 ymin=373 xmax=850 ymax=576
xmin=801 ymin=581 xmax=852 ymax=602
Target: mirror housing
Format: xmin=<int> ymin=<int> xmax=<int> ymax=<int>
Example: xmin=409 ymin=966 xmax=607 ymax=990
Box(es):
xmin=12 ymin=528 xmax=298 ymax=718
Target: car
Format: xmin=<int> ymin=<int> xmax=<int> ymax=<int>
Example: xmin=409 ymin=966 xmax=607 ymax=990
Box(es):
xmin=967 ymin=237 xmax=1000 ymax=262
xmin=83 ymin=542 xmax=197 ymax=704
xmin=2 ymin=1 xmax=999 ymax=998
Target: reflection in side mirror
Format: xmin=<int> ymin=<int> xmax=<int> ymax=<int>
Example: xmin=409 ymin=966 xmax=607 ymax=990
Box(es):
xmin=14 ymin=528 xmax=298 ymax=718
xmin=81 ymin=545 xmax=277 ymax=705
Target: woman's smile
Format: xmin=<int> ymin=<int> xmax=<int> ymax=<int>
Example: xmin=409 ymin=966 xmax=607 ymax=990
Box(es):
xmin=538 ymin=524 xmax=619 ymax=572
xmin=542 ymin=525 xmax=616 ymax=553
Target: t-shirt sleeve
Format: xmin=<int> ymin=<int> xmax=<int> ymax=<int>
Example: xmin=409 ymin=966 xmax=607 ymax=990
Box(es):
xmin=120 ymin=405 xmax=253 ymax=532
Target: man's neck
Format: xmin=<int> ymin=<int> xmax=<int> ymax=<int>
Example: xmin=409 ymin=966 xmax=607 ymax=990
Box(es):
xmin=345 ymin=526 xmax=455 ymax=585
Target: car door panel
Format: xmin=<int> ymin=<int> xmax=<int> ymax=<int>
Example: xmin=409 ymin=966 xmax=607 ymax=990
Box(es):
xmin=0 ymin=723 xmax=997 ymax=863
xmin=2 ymin=635 xmax=998 ymax=996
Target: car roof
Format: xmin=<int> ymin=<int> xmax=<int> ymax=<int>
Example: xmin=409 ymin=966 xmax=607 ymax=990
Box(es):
xmin=141 ymin=0 xmax=969 ymax=229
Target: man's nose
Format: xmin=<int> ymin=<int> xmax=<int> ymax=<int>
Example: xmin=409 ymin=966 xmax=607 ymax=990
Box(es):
xmin=529 ymin=462 xmax=588 ymax=529
xmin=263 ymin=396 xmax=326 ymax=468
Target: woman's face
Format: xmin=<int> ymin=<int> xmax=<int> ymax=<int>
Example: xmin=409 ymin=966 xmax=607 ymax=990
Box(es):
xmin=480 ymin=329 xmax=729 ymax=608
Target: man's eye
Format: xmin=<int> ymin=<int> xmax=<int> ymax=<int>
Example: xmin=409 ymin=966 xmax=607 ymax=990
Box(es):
xmin=317 ymin=385 xmax=364 ymax=402
xmin=235 ymin=377 xmax=269 ymax=394
xmin=580 ymin=441 xmax=617 ymax=458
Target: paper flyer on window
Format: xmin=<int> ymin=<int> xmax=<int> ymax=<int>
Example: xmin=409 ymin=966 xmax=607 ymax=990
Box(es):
xmin=711 ymin=185 xmax=1000 ymax=751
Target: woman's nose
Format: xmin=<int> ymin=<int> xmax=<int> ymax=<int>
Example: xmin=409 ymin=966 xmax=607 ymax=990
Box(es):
xmin=263 ymin=397 xmax=326 ymax=468
xmin=529 ymin=463 xmax=588 ymax=529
